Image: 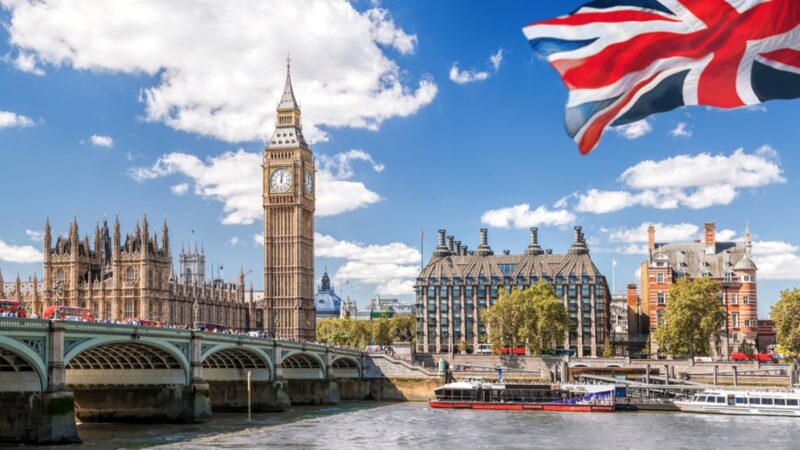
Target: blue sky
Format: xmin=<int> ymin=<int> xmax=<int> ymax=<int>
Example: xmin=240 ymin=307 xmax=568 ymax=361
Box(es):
xmin=1 ymin=0 xmax=799 ymax=317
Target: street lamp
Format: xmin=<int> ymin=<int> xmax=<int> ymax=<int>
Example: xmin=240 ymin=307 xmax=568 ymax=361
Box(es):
xmin=192 ymin=299 xmax=200 ymax=330
xmin=723 ymin=285 xmax=730 ymax=360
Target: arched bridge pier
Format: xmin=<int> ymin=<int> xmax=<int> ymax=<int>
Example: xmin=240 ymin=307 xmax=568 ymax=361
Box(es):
xmin=0 ymin=319 xmax=368 ymax=445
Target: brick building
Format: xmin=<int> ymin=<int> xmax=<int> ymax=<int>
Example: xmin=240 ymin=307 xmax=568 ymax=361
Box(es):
xmin=415 ymin=226 xmax=611 ymax=357
xmin=641 ymin=222 xmax=758 ymax=358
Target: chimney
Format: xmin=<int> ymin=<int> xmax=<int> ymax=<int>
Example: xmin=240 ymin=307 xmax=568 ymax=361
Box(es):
xmin=569 ymin=226 xmax=588 ymax=254
xmin=462 ymin=245 xmax=469 ymax=256
xmin=476 ymin=228 xmax=493 ymax=256
xmin=447 ymin=236 xmax=455 ymax=253
xmin=648 ymin=224 xmax=655 ymax=252
xmin=704 ymin=222 xmax=716 ymax=254
xmin=455 ymin=241 xmax=462 ymax=256
xmin=525 ymin=227 xmax=544 ymax=256
xmin=503 ymin=250 xmax=510 ymax=255
xmin=433 ymin=229 xmax=450 ymax=257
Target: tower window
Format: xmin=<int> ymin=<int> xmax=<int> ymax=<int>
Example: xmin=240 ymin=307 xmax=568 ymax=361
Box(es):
xmin=56 ymin=269 xmax=66 ymax=283
xmin=126 ymin=267 xmax=136 ymax=284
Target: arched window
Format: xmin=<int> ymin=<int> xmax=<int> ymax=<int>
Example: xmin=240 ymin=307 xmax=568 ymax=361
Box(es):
xmin=126 ymin=267 xmax=136 ymax=284
xmin=56 ymin=269 xmax=66 ymax=283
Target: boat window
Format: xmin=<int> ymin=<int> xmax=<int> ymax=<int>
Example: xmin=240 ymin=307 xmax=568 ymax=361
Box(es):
xmin=705 ymin=397 xmax=716 ymax=403
xmin=697 ymin=396 xmax=707 ymax=402
xmin=750 ymin=398 xmax=761 ymax=405
xmin=788 ymin=399 xmax=798 ymax=406
xmin=716 ymin=397 xmax=726 ymax=404
xmin=775 ymin=399 xmax=786 ymax=406
xmin=762 ymin=398 xmax=774 ymax=405
xmin=735 ymin=397 xmax=746 ymax=404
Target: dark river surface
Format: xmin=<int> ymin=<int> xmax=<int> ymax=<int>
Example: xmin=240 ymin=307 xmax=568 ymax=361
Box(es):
xmin=45 ymin=402 xmax=797 ymax=449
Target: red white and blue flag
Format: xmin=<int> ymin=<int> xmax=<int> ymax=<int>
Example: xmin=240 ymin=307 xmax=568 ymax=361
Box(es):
xmin=523 ymin=0 xmax=800 ymax=154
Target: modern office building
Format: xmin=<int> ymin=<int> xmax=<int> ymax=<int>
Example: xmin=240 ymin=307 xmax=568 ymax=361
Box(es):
xmin=415 ymin=226 xmax=611 ymax=357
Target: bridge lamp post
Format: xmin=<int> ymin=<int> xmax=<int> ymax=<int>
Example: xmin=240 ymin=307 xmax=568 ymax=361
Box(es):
xmin=193 ymin=299 xmax=200 ymax=330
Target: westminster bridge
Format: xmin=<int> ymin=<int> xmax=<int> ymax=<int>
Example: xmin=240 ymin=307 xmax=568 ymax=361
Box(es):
xmin=0 ymin=318 xmax=370 ymax=444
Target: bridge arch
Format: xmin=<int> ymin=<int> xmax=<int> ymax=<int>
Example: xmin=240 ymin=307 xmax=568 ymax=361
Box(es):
xmin=65 ymin=337 xmax=190 ymax=385
xmin=0 ymin=335 xmax=46 ymax=392
xmin=330 ymin=356 xmax=360 ymax=378
xmin=280 ymin=351 xmax=325 ymax=379
xmin=202 ymin=345 xmax=272 ymax=382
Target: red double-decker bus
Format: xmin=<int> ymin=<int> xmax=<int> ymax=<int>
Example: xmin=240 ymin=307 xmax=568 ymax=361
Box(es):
xmin=42 ymin=306 xmax=94 ymax=322
xmin=0 ymin=299 xmax=26 ymax=317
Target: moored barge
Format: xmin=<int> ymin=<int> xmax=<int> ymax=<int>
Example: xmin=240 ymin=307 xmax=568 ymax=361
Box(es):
xmin=429 ymin=380 xmax=615 ymax=412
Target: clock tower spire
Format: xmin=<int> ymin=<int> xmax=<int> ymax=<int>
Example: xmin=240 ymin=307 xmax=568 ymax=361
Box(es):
xmin=262 ymin=59 xmax=316 ymax=340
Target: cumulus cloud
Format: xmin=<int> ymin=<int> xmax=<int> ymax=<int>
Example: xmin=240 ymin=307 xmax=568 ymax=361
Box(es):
xmin=481 ymin=204 xmax=576 ymax=229
xmin=0 ymin=240 xmax=43 ymax=263
xmin=2 ymin=51 xmax=44 ymax=75
xmin=574 ymin=147 xmax=784 ymax=214
xmin=228 ymin=236 xmax=241 ymax=247
xmin=603 ymin=222 xmax=700 ymax=244
xmin=2 ymin=0 xmax=436 ymax=143
xmin=89 ymin=134 xmax=113 ymax=148
xmin=315 ymin=232 xmax=420 ymax=296
xmin=752 ymin=241 xmax=800 ymax=280
xmin=449 ymin=48 xmax=504 ymax=85
xmin=670 ymin=122 xmax=692 ymax=138
xmin=0 ymin=110 xmax=35 ymax=128
xmin=612 ymin=119 xmax=652 ymax=140
xmin=130 ymin=148 xmax=383 ymax=224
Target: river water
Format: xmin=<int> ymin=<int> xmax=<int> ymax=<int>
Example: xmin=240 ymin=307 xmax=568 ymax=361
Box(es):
xmin=49 ymin=402 xmax=797 ymax=449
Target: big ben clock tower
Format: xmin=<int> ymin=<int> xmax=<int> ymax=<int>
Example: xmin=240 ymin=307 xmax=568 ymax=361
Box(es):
xmin=263 ymin=59 xmax=316 ymax=340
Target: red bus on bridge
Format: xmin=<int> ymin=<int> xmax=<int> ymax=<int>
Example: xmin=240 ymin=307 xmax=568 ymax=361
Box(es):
xmin=0 ymin=299 xmax=26 ymax=317
xmin=42 ymin=306 xmax=94 ymax=322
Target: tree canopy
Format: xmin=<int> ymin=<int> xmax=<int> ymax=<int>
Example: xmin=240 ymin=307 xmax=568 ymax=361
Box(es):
xmin=483 ymin=281 xmax=568 ymax=355
xmin=316 ymin=315 xmax=416 ymax=349
xmin=770 ymin=288 xmax=800 ymax=357
xmin=654 ymin=277 xmax=725 ymax=358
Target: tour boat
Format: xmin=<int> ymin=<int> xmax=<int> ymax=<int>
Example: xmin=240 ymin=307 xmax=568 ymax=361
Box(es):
xmin=429 ymin=379 xmax=615 ymax=412
xmin=675 ymin=389 xmax=800 ymax=417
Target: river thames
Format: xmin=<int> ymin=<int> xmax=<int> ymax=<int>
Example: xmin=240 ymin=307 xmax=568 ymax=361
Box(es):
xmin=44 ymin=402 xmax=798 ymax=449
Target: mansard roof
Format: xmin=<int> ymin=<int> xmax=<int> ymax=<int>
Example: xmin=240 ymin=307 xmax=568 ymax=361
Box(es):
xmin=651 ymin=241 xmax=752 ymax=277
xmin=419 ymin=252 xmax=603 ymax=281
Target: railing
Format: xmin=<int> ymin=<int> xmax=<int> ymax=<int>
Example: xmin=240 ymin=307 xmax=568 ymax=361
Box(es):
xmin=0 ymin=317 xmax=50 ymax=329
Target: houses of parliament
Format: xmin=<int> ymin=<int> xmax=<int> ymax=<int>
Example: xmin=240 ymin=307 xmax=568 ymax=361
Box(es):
xmin=1 ymin=61 xmax=317 ymax=340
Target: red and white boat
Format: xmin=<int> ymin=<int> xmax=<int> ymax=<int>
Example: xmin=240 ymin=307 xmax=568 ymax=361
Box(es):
xmin=429 ymin=379 xmax=615 ymax=412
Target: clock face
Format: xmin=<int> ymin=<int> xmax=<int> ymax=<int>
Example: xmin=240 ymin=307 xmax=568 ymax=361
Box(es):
xmin=305 ymin=170 xmax=313 ymax=195
xmin=270 ymin=168 xmax=292 ymax=193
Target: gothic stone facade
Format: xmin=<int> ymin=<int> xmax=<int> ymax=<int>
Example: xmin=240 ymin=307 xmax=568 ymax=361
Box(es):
xmin=416 ymin=227 xmax=611 ymax=357
xmin=9 ymin=216 xmax=255 ymax=329
xmin=641 ymin=222 xmax=758 ymax=358
xmin=260 ymin=61 xmax=316 ymax=340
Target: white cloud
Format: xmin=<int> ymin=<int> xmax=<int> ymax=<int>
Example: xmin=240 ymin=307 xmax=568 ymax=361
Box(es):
xmin=3 ymin=51 xmax=44 ymax=75
xmin=170 ymin=183 xmax=190 ymax=196
xmin=315 ymin=233 xmax=420 ymax=296
xmin=751 ymin=240 xmax=800 ymax=280
xmin=449 ymin=64 xmax=490 ymax=84
xmin=0 ymin=240 xmax=43 ymax=263
xmin=228 ymin=236 xmax=241 ymax=247
xmin=0 ymin=110 xmax=35 ymax=128
xmin=670 ymin=122 xmax=692 ymax=138
xmin=25 ymin=229 xmax=42 ymax=242
xmin=480 ymin=204 xmax=576 ymax=229
xmin=612 ymin=119 xmax=652 ymax=140
xmin=2 ymin=0 xmax=436 ymax=143
xmin=253 ymin=234 xmax=264 ymax=246
xmin=603 ymin=222 xmax=701 ymax=244
xmin=130 ymin=148 xmax=383 ymax=224
xmin=88 ymin=134 xmax=113 ymax=148
xmin=449 ymin=48 xmax=504 ymax=85
xmin=571 ymin=147 xmax=785 ymax=214
xmin=716 ymin=229 xmax=737 ymax=242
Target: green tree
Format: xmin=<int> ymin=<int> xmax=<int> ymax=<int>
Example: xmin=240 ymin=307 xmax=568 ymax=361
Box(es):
xmin=483 ymin=281 xmax=568 ymax=356
xmin=654 ymin=277 xmax=725 ymax=358
xmin=371 ymin=318 xmax=392 ymax=346
xmin=738 ymin=338 xmax=755 ymax=357
xmin=771 ymin=289 xmax=800 ymax=357
xmin=603 ymin=334 xmax=614 ymax=358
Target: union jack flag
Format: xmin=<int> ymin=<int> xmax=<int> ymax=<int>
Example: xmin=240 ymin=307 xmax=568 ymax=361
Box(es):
xmin=523 ymin=0 xmax=800 ymax=155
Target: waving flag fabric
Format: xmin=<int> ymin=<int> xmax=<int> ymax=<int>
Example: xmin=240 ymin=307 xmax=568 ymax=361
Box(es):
xmin=523 ymin=0 xmax=800 ymax=155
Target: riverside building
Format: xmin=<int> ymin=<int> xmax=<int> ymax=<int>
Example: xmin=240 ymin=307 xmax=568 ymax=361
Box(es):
xmin=641 ymin=222 xmax=758 ymax=358
xmin=415 ymin=227 xmax=612 ymax=357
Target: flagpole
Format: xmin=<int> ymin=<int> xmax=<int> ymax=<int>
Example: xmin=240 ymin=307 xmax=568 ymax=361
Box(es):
xmin=612 ymin=260 xmax=616 ymax=295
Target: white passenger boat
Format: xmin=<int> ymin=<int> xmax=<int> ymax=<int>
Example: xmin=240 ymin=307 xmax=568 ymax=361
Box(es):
xmin=675 ymin=389 xmax=800 ymax=417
